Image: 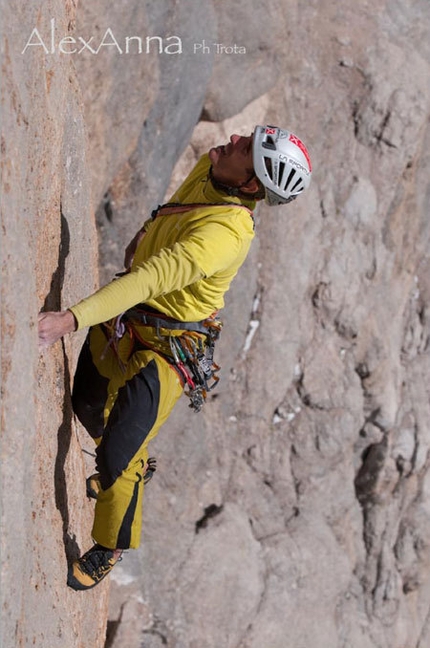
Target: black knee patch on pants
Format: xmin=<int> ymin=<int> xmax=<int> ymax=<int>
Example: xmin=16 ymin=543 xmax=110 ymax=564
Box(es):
xmin=72 ymin=336 xmax=109 ymax=439
xmin=96 ymin=359 xmax=160 ymax=490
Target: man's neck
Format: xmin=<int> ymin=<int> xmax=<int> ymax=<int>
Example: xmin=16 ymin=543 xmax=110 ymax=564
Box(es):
xmin=209 ymin=166 xmax=248 ymax=199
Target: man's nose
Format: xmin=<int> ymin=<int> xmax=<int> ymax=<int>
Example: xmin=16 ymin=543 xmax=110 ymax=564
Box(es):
xmin=230 ymin=134 xmax=241 ymax=145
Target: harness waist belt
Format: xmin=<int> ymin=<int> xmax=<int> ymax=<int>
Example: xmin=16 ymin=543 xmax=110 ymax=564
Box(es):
xmin=123 ymin=305 xmax=214 ymax=335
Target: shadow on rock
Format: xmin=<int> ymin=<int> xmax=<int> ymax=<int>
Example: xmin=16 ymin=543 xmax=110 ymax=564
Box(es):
xmin=43 ymin=210 xmax=80 ymax=562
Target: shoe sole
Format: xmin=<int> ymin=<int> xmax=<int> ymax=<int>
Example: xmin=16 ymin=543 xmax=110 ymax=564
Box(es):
xmin=67 ymin=566 xmax=101 ymax=591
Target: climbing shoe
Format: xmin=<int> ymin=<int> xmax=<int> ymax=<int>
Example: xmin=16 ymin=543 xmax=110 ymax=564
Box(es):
xmin=67 ymin=544 xmax=122 ymax=591
xmin=86 ymin=473 xmax=100 ymax=500
xmin=86 ymin=457 xmax=157 ymax=500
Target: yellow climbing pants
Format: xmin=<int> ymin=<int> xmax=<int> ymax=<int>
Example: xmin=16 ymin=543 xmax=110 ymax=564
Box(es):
xmin=72 ymin=324 xmax=183 ymax=549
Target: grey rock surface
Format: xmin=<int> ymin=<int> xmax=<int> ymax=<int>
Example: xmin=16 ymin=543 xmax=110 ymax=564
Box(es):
xmin=1 ymin=0 xmax=109 ymax=646
xmin=106 ymin=3 xmax=430 ymax=648
xmin=2 ymin=1 xmax=430 ymax=647
xmin=76 ymin=0 xmax=217 ymax=284
xmin=74 ymin=1 xmax=159 ymax=207
xmin=201 ymin=0 xmax=288 ymax=122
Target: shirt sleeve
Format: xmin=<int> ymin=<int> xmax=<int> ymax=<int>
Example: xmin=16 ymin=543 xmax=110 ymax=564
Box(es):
xmin=69 ymin=218 xmax=243 ymax=329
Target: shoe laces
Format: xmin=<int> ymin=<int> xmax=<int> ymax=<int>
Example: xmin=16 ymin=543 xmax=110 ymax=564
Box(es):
xmin=79 ymin=546 xmax=117 ymax=578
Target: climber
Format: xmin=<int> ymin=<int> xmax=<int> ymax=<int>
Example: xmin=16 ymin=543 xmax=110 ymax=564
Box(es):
xmin=38 ymin=125 xmax=312 ymax=591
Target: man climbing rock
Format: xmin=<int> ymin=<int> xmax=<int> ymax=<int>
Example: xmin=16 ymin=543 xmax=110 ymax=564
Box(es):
xmin=38 ymin=125 xmax=312 ymax=591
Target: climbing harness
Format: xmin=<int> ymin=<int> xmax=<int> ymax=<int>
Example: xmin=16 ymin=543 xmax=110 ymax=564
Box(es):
xmin=129 ymin=305 xmax=222 ymax=413
xmin=101 ymin=305 xmax=222 ymax=413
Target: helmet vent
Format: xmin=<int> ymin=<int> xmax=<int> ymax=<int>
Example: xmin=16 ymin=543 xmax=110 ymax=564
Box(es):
xmin=264 ymin=157 xmax=273 ymax=179
xmin=292 ymin=178 xmax=304 ymax=192
xmin=284 ymin=168 xmax=296 ymax=190
xmin=278 ymin=161 xmax=286 ymax=186
xmin=262 ymin=136 xmax=276 ymax=150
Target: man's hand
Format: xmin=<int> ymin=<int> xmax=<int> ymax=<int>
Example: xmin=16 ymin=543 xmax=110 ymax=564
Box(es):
xmin=38 ymin=310 xmax=77 ymax=348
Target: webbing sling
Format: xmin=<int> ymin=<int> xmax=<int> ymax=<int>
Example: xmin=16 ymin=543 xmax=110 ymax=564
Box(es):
xmin=151 ymin=201 xmax=254 ymax=220
xmin=123 ymin=306 xmax=213 ymax=335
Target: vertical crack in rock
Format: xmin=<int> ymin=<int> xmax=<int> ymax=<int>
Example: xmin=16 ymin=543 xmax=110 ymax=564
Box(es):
xmin=353 ymin=359 xmax=389 ymax=600
xmin=42 ymin=209 xmax=70 ymax=313
xmin=289 ymin=444 xmax=302 ymax=514
xmin=42 ymin=209 xmax=79 ymax=560
xmin=351 ymin=276 xmax=430 ymax=630
xmin=55 ymin=338 xmax=80 ymax=562
xmin=319 ymin=199 xmax=328 ymax=219
xmin=373 ymin=109 xmax=395 ymax=147
xmin=352 ymin=376 xmax=405 ymax=624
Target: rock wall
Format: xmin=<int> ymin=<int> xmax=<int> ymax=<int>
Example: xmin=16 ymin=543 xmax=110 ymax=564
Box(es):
xmin=1 ymin=1 xmax=430 ymax=647
xmin=1 ymin=1 xmax=108 ymax=645
xmin=74 ymin=0 xmax=217 ymax=284
xmin=94 ymin=2 xmax=430 ymax=648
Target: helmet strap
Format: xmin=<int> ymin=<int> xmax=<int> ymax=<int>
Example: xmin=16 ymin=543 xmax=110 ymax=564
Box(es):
xmin=209 ymin=167 xmax=260 ymax=200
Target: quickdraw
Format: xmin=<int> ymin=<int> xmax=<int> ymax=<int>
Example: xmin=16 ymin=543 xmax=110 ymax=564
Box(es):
xmin=168 ymin=327 xmax=221 ymax=412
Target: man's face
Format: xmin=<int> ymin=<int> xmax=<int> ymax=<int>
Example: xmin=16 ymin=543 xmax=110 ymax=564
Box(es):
xmin=209 ymin=133 xmax=254 ymax=187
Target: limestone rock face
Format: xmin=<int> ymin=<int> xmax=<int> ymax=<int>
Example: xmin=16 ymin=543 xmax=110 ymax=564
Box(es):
xmin=201 ymin=0 xmax=288 ymax=122
xmin=1 ymin=1 xmax=109 ymax=646
xmin=2 ymin=1 xmax=430 ymax=647
xmin=100 ymin=3 xmax=430 ymax=648
xmin=75 ymin=0 xmax=217 ymax=283
xmin=73 ymin=1 xmax=159 ymax=207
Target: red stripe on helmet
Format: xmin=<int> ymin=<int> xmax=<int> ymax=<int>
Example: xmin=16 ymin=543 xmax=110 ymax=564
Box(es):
xmin=289 ymin=134 xmax=312 ymax=171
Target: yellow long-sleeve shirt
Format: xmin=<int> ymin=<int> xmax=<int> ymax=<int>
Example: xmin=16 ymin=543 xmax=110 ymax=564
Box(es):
xmin=70 ymin=154 xmax=256 ymax=329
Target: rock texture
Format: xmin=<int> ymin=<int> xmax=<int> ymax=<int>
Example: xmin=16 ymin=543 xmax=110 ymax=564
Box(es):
xmin=100 ymin=3 xmax=430 ymax=648
xmin=74 ymin=0 xmax=217 ymax=284
xmin=1 ymin=1 xmax=108 ymax=646
xmin=2 ymin=1 xmax=430 ymax=647
xmin=200 ymin=0 xmax=287 ymax=122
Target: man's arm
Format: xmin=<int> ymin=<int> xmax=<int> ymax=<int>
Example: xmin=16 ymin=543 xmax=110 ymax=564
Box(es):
xmin=38 ymin=215 xmax=247 ymax=346
xmin=70 ymin=221 xmax=244 ymax=330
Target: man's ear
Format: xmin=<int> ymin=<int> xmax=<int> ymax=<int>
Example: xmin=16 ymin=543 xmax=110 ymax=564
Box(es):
xmin=240 ymin=176 xmax=261 ymax=195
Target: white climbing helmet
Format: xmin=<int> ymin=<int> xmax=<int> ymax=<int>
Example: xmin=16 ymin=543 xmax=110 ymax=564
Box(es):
xmin=253 ymin=125 xmax=312 ymax=206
